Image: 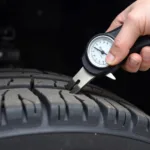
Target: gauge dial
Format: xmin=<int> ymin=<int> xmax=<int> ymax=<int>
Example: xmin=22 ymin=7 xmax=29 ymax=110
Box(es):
xmin=87 ymin=35 xmax=114 ymax=68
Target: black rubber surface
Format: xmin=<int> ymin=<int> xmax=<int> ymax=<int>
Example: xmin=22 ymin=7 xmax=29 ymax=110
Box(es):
xmin=0 ymin=68 xmax=149 ymax=150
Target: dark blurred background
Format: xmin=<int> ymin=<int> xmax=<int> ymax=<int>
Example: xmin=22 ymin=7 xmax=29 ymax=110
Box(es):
xmin=0 ymin=0 xmax=150 ymax=114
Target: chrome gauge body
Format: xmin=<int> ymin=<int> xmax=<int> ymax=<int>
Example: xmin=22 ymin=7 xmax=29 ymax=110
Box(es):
xmin=87 ymin=35 xmax=114 ymax=68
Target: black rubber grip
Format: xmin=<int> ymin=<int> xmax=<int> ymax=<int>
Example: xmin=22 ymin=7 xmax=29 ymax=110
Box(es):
xmin=106 ymin=26 xmax=122 ymax=38
xmin=130 ymin=35 xmax=150 ymax=53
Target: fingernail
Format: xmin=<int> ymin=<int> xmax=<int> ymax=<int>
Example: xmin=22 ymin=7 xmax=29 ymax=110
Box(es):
xmin=129 ymin=57 xmax=139 ymax=66
xmin=106 ymin=53 xmax=115 ymax=64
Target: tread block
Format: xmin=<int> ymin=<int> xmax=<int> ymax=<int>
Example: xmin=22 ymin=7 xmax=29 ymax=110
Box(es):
xmin=60 ymin=91 xmax=83 ymax=123
xmin=5 ymin=90 xmax=23 ymax=125
xmin=82 ymin=86 xmax=93 ymax=93
xmin=35 ymin=88 xmax=66 ymax=124
xmin=35 ymin=89 xmax=100 ymax=125
xmin=56 ymin=81 xmax=67 ymax=88
xmin=89 ymin=95 xmax=131 ymax=129
xmin=0 ymin=78 xmax=31 ymax=89
xmin=34 ymin=79 xmax=54 ymax=88
xmin=90 ymin=95 xmax=117 ymax=127
xmin=120 ymin=102 xmax=150 ymax=137
xmin=0 ymin=79 xmax=11 ymax=88
xmin=1 ymin=89 xmax=42 ymax=126
xmin=105 ymin=98 xmax=131 ymax=129
xmin=9 ymin=79 xmax=31 ymax=88
xmin=75 ymin=94 xmax=100 ymax=125
xmin=17 ymin=89 xmax=42 ymax=125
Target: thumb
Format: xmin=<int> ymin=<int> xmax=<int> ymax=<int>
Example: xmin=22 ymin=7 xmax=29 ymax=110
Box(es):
xmin=106 ymin=13 xmax=140 ymax=65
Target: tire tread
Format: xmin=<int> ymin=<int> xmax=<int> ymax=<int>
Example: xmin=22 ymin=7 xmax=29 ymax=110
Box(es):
xmin=0 ymin=68 xmax=149 ymax=143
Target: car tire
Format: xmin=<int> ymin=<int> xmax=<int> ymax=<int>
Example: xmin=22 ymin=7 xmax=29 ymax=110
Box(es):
xmin=0 ymin=68 xmax=149 ymax=150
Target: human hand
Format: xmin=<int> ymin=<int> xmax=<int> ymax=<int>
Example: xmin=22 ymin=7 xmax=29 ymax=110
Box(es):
xmin=105 ymin=0 xmax=150 ymax=72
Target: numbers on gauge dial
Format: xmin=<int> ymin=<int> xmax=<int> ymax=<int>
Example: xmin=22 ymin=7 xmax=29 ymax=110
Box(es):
xmin=87 ymin=36 xmax=114 ymax=68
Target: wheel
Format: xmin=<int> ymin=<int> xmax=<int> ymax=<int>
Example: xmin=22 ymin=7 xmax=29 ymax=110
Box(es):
xmin=0 ymin=68 xmax=149 ymax=150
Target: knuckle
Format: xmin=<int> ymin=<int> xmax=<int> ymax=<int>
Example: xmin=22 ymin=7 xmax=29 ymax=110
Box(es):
xmin=127 ymin=11 xmax=143 ymax=34
xmin=112 ymin=39 xmax=127 ymax=56
xmin=116 ymin=14 xmax=124 ymax=23
xmin=113 ymin=38 xmax=122 ymax=50
xmin=127 ymin=12 xmax=138 ymax=23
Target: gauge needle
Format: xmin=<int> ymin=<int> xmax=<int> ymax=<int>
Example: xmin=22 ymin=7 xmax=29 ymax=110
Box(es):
xmin=99 ymin=47 xmax=107 ymax=55
xmin=94 ymin=47 xmax=107 ymax=55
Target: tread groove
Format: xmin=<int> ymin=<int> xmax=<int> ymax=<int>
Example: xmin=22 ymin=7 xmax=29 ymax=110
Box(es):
xmin=123 ymin=112 xmax=126 ymax=127
xmin=74 ymin=96 xmax=88 ymax=121
xmin=30 ymin=78 xmax=34 ymax=91
xmin=117 ymin=102 xmax=134 ymax=128
xmin=84 ymin=93 xmax=105 ymax=121
xmin=33 ymin=89 xmax=50 ymax=121
xmin=21 ymin=92 xmax=37 ymax=114
xmin=7 ymin=78 xmax=14 ymax=86
xmin=18 ymin=94 xmax=28 ymax=123
xmin=84 ymin=94 xmax=107 ymax=122
xmin=104 ymin=98 xmax=119 ymax=124
xmin=54 ymin=81 xmax=57 ymax=88
xmin=1 ymin=90 xmax=9 ymax=126
xmin=26 ymin=99 xmax=37 ymax=113
xmin=59 ymin=90 xmax=69 ymax=120
xmin=146 ymin=116 xmax=149 ymax=132
xmin=58 ymin=106 xmax=61 ymax=120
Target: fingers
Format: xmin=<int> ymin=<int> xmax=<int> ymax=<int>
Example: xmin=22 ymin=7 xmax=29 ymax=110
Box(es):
xmin=139 ymin=46 xmax=150 ymax=71
xmin=106 ymin=12 xmax=141 ymax=66
xmin=122 ymin=46 xmax=150 ymax=72
xmin=122 ymin=53 xmax=142 ymax=72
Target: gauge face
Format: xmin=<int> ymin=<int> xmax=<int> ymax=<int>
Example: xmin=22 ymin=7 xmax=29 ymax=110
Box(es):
xmin=87 ymin=35 xmax=114 ymax=68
